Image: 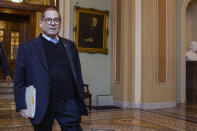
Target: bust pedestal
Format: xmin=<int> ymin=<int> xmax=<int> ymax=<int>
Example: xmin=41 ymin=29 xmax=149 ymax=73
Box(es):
xmin=186 ymin=61 xmax=197 ymax=103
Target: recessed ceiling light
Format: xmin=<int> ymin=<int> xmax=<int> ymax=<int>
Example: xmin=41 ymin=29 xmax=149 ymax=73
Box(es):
xmin=11 ymin=0 xmax=23 ymax=3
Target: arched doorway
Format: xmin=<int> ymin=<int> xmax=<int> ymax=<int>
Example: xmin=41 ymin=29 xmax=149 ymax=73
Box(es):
xmin=181 ymin=0 xmax=197 ymax=104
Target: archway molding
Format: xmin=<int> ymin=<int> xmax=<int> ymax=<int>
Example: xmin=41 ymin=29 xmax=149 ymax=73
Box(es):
xmin=181 ymin=0 xmax=192 ymax=103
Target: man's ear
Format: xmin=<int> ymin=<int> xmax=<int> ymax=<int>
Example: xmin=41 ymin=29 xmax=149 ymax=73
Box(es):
xmin=40 ymin=20 xmax=43 ymax=27
xmin=40 ymin=20 xmax=43 ymax=24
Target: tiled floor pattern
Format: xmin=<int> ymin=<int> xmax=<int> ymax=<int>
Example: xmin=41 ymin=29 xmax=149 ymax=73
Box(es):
xmin=0 ymin=99 xmax=197 ymax=131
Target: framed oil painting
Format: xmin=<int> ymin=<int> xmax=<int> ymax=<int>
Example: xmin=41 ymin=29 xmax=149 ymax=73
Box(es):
xmin=74 ymin=6 xmax=109 ymax=54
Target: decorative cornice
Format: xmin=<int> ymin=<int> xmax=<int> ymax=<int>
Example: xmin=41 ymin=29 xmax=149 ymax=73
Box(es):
xmin=0 ymin=1 xmax=51 ymax=12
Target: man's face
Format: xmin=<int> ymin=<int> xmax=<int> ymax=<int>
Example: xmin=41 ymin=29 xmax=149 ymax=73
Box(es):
xmin=40 ymin=10 xmax=61 ymax=38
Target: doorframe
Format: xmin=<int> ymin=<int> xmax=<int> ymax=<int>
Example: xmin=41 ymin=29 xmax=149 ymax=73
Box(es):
xmin=0 ymin=8 xmax=36 ymax=39
xmin=0 ymin=8 xmax=36 ymax=78
xmin=181 ymin=0 xmax=192 ymax=103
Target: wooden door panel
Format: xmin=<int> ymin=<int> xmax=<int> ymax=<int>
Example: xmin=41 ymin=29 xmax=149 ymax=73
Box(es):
xmin=0 ymin=20 xmax=7 ymax=79
xmin=0 ymin=18 xmax=30 ymax=79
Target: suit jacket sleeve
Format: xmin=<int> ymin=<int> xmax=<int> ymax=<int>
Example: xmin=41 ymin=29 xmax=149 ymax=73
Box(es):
xmin=73 ymin=44 xmax=85 ymax=98
xmin=13 ymin=44 xmax=27 ymax=112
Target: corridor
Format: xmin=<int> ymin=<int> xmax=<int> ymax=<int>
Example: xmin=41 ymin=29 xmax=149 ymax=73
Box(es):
xmin=0 ymin=98 xmax=197 ymax=131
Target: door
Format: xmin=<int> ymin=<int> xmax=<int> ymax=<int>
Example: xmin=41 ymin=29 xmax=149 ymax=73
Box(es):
xmin=0 ymin=14 xmax=30 ymax=79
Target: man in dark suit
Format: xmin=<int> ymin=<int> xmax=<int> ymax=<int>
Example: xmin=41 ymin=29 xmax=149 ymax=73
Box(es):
xmin=0 ymin=42 xmax=11 ymax=84
xmin=14 ymin=7 xmax=87 ymax=131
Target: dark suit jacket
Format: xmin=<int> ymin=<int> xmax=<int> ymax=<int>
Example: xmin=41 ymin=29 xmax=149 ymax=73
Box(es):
xmin=14 ymin=35 xmax=88 ymax=124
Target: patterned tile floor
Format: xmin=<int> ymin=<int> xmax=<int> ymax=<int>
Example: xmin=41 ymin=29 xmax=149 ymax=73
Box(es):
xmin=0 ymin=99 xmax=197 ymax=131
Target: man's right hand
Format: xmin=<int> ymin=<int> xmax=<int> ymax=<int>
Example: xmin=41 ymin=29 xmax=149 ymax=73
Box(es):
xmin=19 ymin=109 xmax=29 ymax=118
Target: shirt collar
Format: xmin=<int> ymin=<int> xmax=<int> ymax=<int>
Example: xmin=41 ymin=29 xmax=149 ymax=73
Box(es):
xmin=41 ymin=33 xmax=59 ymax=42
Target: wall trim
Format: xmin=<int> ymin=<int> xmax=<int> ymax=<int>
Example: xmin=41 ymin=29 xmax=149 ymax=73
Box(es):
xmin=156 ymin=0 xmax=169 ymax=85
xmin=59 ymin=0 xmax=70 ymax=38
xmin=176 ymin=98 xmax=182 ymax=104
xmin=134 ymin=0 xmax=141 ymax=103
xmin=114 ymin=100 xmax=176 ymax=109
xmin=181 ymin=0 xmax=192 ymax=103
xmin=111 ymin=0 xmax=121 ymax=86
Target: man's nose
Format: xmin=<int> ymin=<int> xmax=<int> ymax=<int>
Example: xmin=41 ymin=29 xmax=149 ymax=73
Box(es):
xmin=50 ymin=20 xmax=56 ymax=25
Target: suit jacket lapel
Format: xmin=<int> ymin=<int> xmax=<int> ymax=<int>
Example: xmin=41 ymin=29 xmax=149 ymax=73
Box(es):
xmin=33 ymin=35 xmax=49 ymax=71
xmin=61 ymin=38 xmax=78 ymax=83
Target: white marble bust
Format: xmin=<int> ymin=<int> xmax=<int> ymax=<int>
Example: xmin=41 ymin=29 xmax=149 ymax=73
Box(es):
xmin=186 ymin=41 xmax=197 ymax=61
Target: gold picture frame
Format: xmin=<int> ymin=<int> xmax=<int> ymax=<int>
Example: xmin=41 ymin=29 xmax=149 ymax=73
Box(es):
xmin=74 ymin=6 xmax=109 ymax=54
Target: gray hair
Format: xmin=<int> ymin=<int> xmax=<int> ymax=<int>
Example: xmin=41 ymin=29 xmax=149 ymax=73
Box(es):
xmin=40 ymin=7 xmax=61 ymax=21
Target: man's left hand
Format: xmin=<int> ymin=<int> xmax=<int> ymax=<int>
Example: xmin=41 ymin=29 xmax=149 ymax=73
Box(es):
xmin=6 ymin=75 xmax=12 ymax=85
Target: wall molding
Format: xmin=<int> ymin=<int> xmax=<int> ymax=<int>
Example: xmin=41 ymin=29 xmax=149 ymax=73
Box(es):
xmin=59 ymin=0 xmax=70 ymax=38
xmin=134 ymin=0 xmax=142 ymax=103
xmin=0 ymin=0 xmax=52 ymax=11
xmin=156 ymin=0 xmax=169 ymax=85
xmin=111 ymin=0 xmax=121 ymax=86
xmin=181 ymin=0 xmax=192 ymax=103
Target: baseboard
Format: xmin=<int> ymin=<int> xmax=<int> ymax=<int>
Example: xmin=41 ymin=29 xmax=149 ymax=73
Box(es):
xmin=114 ymin=100 xmax=141 ymax=109
xmin=114 ymin=100 xmax=176 ymax=109
xmin=176 ymin=98 xmax=184 ymax=104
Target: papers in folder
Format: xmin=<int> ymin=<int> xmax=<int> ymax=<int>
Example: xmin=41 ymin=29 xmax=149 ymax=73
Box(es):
xmin=25 ymin=85 xmax=36 ymax=118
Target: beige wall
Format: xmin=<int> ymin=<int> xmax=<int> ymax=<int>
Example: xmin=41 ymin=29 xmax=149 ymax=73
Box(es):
xmin=111 ymin=0 xmax=176 ymax=105
xmin=141 ymin=0 xmax=176 ymax=103
xmin=111 ymin=0 xmax=135 ymax=103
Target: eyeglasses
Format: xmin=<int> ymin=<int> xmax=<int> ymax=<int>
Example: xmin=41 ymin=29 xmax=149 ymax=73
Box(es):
xmin=43 ymin=18 xmax=61 ymax=25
